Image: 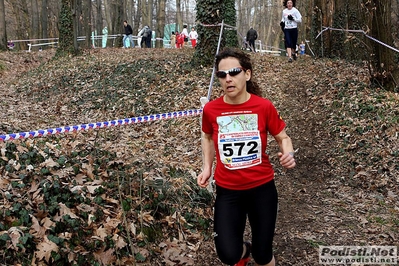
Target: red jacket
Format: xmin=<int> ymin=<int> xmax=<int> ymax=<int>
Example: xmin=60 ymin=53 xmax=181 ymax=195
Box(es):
xmin=176 ymin=33 xmax=184 ymax=44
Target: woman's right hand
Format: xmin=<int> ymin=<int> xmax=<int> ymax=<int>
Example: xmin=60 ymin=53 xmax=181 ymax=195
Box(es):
xmin=197 ymin=169 xmax=211 ymax=188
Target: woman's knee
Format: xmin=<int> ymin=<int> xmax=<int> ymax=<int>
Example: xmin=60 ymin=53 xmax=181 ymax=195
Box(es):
xmin=217 ymin=248 xmax=241 ymax=265
xmin=215 ymin=240 xmax=242 ymax=265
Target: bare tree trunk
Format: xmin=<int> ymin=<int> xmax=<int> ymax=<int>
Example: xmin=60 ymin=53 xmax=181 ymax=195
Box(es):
xmin=10 ymin=0 xmax=29 ymax=50
xmin=140 ymin=0 xmax=147 ymax=27
xmin=296 ymin=0 xmax=308 ymax=47
xmin=76 ymin=0 xmax=82 ymax=38
xmin=95 ymin=0 xmax=103 ymax=48
xmin=318 ymin=0 xmax=333 ymax=57
xmin=123 ymin=0 xmax=132 ymax=35
xmin=49 ymin=1 xmax=61 ymax=39
xmin=0 ymin=0 xmax=6 ymax=50
xmin=31 ymin=0 xmax=39 ymax=39
xmin=237 ymin=0 xmax=243 ymax=40
xmin=42 ymin=0 xmax=48 ymax=40
xmin=252 ymin=0 xmax=258 ymax=29
xmin=263 ymin=1 xmax=271 ymax=49
xmin=370 ymin=0 xmax=398 ymax=90
xmin=247 ymin=0 xmax=253 ymax=30
xmin=176 ymin=0 xmax=182 ymax=32
xmin=312 ymin=0 xmax=323 ymax=56
xmin=104 ymin=0 xmax=112 ymax=34
xmin=148 ymin=0 xmax=153 ymax=27
xmin=393 ymin=0 xmax=399 ymax=46
xmin=83 ymin=0 xmax=92 ymax=48
xmin=140 ymin=0 xmax=151 ymax=28
xmin=133 ymin=0 xmax=141 ymax=34
xmin=110 ymin=0 xmax=120 ymax=34
xmin=126 ymin=0 xmax=134 ymax=28
xmin=110 ymin=0 xmax=123 ymax=46
xmin=184 ymin=0 xmax=190 ymax=25
xmin=156 ymin=0 xmax=165 ymax=48
xmin=72 ymin=0 xmax=78 ymax=50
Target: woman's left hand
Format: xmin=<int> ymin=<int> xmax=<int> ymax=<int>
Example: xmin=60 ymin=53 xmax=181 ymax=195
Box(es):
xmin=278 ymin=152 xmax=296 ymax=169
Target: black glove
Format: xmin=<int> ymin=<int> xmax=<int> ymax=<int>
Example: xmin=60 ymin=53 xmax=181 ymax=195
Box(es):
xmin=280 ymin=21 xmax=285 ymax=32
xmin=288 ymin=15 xmax=294 ymax=21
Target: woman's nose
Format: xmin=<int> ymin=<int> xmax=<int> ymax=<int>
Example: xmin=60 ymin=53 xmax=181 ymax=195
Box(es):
xmin=225 ymin=73 xmax=233 ymax=81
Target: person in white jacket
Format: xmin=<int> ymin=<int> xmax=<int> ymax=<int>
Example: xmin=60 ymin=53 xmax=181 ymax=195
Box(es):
xmin=181 ymin=25 xmax=189 ymax=47
xmin=281 ymin=0 xmax=302 ymax=62
xmin=188 ymin=27 xmax=198 ymax=48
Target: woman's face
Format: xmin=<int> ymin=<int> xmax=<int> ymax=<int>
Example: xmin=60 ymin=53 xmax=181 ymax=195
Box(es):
xmin=217 ymin=57 xmax=251 ymax=103
xmin=287 ymin=0 xmax=293 ymax=9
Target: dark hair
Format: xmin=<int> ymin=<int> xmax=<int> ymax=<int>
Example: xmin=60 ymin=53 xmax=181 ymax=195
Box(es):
xmin=283 ymin=0 xmax=296 ymax=7
xmin=124 ymin=20 xmax=127 ymax=23
xmin=215 ymin=48 xmax=262 ymax=97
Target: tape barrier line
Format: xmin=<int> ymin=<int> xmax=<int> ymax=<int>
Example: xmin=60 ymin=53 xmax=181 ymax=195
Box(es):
xmin=199 ymin=22 xmax=236 ymax=30
xmin=316 ymin=27 xmax=399 ymax=54
xmin=0 ymin=109 xmax=203 ymax=142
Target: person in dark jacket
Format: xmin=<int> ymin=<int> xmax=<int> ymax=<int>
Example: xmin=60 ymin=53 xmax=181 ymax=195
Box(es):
xmin=139 ymin=25 xmax=152 ymax=48
xmin=123 ymin=20 xmax=134 ymax=48
xmin=246 ymin=28 xmax=258 ymax=52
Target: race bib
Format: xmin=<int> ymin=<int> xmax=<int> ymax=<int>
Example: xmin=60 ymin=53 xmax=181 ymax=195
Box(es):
xmin=217 ymin=114 xmax=261 ymax=170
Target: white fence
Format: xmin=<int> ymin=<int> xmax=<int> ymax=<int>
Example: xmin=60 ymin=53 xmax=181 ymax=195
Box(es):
xmin=9 ymin=36 xmax=282 ymax=54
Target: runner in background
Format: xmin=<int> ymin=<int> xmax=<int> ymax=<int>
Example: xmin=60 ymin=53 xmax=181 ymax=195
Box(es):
xmin=181 ymin=25 xmax=189 ymax=47
xmin=281 ymin=0 xmax=302 ymax=62
xmin=189 ymin=27 xmax=198 ymax=48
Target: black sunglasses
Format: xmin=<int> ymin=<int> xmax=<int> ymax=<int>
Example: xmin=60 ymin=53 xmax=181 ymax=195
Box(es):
xmin=215 ymin=67 xmax=246 ymax=78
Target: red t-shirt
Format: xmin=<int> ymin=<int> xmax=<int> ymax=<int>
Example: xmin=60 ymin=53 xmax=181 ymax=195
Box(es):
xmin=202 ymin=94 xmax=286 ymax=190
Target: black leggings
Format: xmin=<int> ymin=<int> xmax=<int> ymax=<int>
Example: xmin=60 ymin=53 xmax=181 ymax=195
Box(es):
xmin=214 ymin=180 xmax=278 ymax=265
xmin=284 ymin=28 xmax=298 ymax=49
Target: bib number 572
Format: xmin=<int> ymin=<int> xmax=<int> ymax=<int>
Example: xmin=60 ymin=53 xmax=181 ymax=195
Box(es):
xmin=222 ymin=141 xmax=258 ymax=157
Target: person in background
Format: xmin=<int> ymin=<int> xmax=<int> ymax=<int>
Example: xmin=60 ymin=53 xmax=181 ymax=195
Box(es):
xmin=246 ymin=28 xmax=258 ymax=52
xmin=138 ymin=25 xmax=152 ymax=48
xmin=170 ymin=32 xmax=176 ymax=48
xmin=197 ymin=48 xmax=296 ymax=266
xmin=181 ymin=25 xmax=189 ymax=47
xmin=281 ymin=0 xmax=302 ymax=62
xmin=188 ymin=27 xmax=198 ymax=48
xmin=176 ymin=31 xmax=184 ymax=49
xmin=7 ymin=40 xmax=15 ymax=49
xmin=137 ymin=26 xmax=144 ymax=47
xmin=299 ymin=41 xmax=305 ymax=55
xmin=102 ymin=26 xmax=108 ymax=48
xmin=123 ymin=20 xmax=134 ymax=48
xmin=241 ymin=37 xmax=249 ymax=51
xmin=144 ymin=26 xmax=152 ymax=48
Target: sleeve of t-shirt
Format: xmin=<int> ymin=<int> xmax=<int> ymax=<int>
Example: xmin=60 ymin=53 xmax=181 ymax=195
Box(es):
xmin=266 ymin=101 xmax=286 ymax=136
xmin=201 ymin=105 xmax=213 ymax=135
xmin=295 ymin=9 xmax=302 ymax=23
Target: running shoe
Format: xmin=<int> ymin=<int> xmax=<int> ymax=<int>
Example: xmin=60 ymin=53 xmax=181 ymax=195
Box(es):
xmin=235 ymin=256 xmax=250 ymax=266
xmin=234 ymin=242 xmax=252 ymax=266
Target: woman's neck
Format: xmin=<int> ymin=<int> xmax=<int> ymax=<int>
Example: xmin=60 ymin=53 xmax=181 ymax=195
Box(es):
xmin=224 ymin=92 xmax=251 ymax=105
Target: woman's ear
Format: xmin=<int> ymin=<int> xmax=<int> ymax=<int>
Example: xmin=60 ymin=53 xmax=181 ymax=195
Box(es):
xmin=245 ymin=69 xmax=251 ymax=81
